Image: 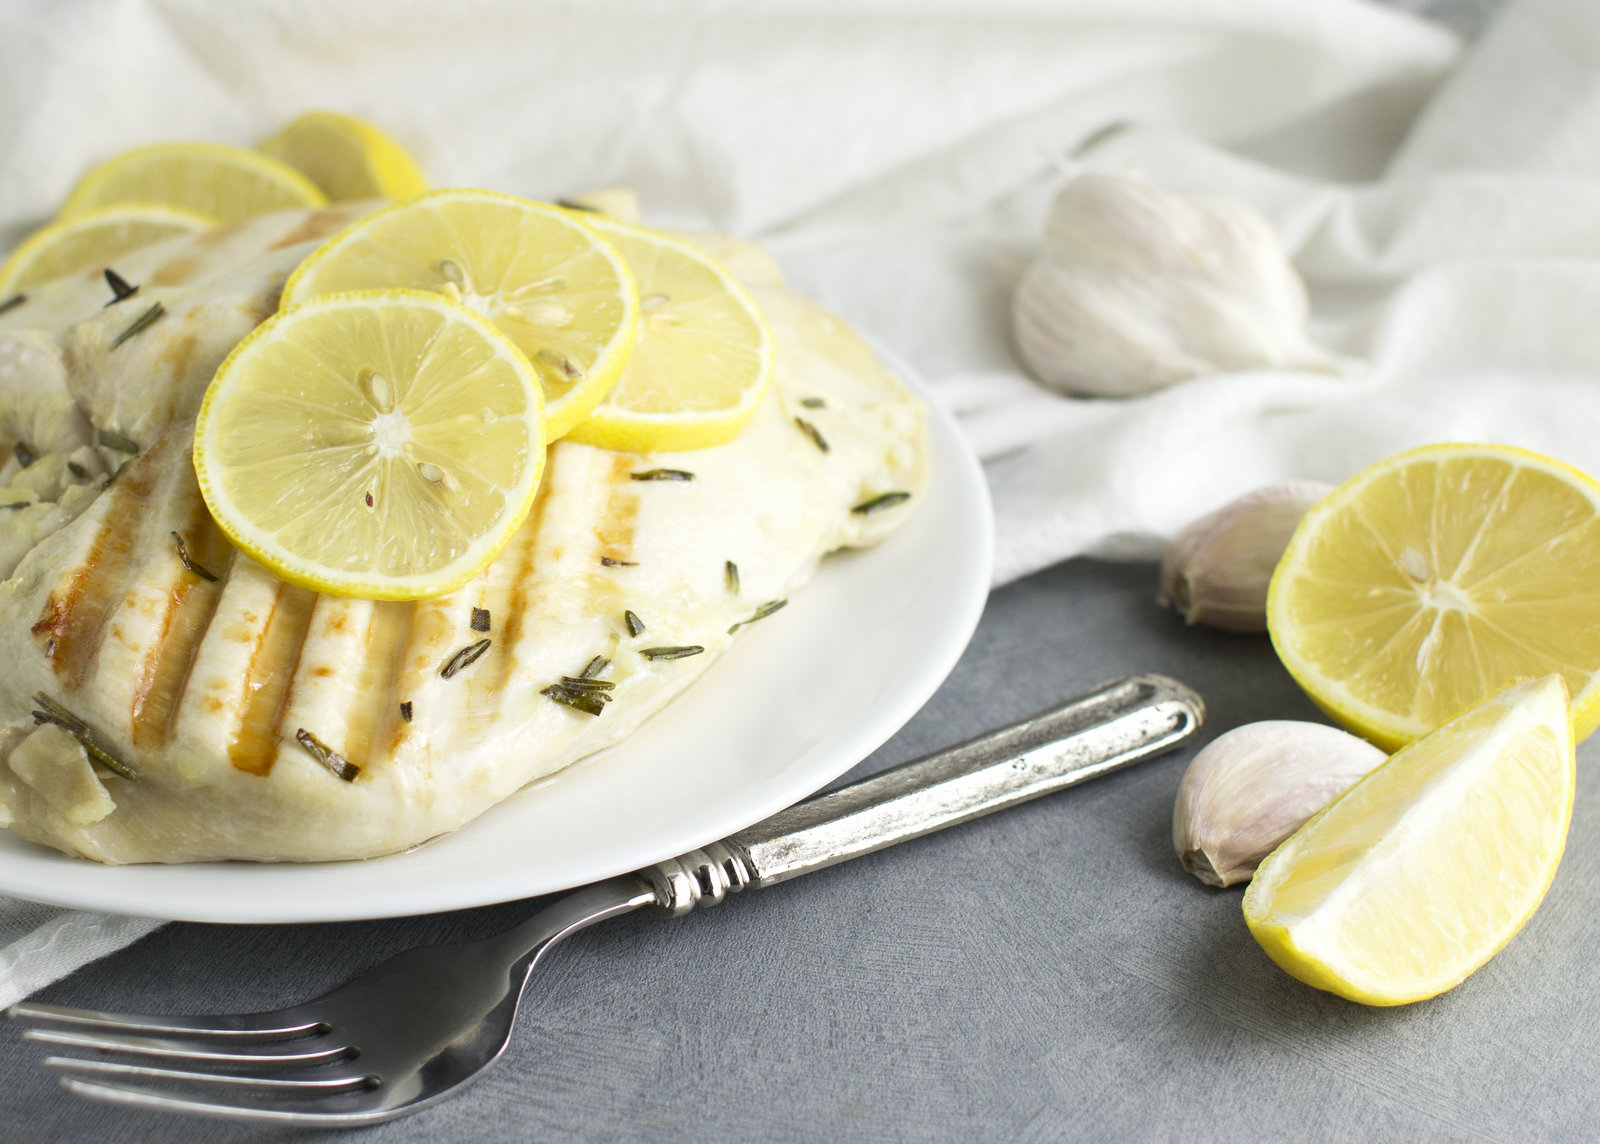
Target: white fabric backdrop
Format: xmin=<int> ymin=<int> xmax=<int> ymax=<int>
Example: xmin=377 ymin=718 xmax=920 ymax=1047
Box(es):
xmin=3 ymin=0 xmax=1580 ymax=1001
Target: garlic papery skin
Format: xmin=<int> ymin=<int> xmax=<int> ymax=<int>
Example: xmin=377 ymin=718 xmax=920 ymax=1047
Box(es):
xmin=1158 ymin=481 xmax=1332 ymax=633
xmin=1012 ymin=174 xmax=1351 ymax=397
xmin=1173 ymin=721 xmax=1385 ymax=888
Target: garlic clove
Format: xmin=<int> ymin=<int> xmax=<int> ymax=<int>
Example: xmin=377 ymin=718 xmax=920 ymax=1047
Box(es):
xmin=1172 ymin=720 xmax=1385 ymax=888
xmin=1158 ymin=481 xmax=1332 ymax=633
xmin=1012 ymin=174 xmax=1354 ymax=398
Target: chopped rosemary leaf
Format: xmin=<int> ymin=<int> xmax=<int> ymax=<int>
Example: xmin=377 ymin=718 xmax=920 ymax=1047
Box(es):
xmin=13 ymin=441 xmax=34 ymax=469
xmin=851 ymin=491 xmax=912 ymax=515
xmin=31 ymin=693 xmax=137 ymax=780
xmin=103 ymin=268 xmax=139 ymax=306
xmin=541 ymin=684 xmax=607 ymax=716
xmin=624 ymin=610 xmax=645 ymax=637
xmin=600 ymin=556 xmax=637 ymax=567
xmin=1 ymin=501 xmax=29 ymax=511
xmin=440 ymin=638 xmax=492 ymax=679
xmin=559 ymin=675 xmax=616 ymax=691
xmin=399 ymin=701 xmax=413 ymax=723
xmin=67 ymin=461 xmax=87 ymax=479
xmin=729 ymin=599 xmax=788 ymax=634
xmin=0 ymin=294 xmax=25 ymax=317
xmin=799 ymin=396 xmax=826 ymax=409
xmin=580 ymin=655 xmax=610 ymax=679
xmin=794 ymin=417 xmax=830 ymax=453
xmin=101 ymin=460 xmax=131 ymax=488
xmin=555 ymin=197 xmax=600 ymax=213
xmin=96 ymin=427 xmax=140 ymax=454
xmin=471 ymin=607 xmax=491 ymax=633
xmin=640 ymin=645 xmax=705 ymax=661
xmin=724 ymin=560 xmax=739 ymax=594
xmin=295 ymin=728 xmax=360 ymax=782
xmin=110 ymin=301 xmax=165 ymax=350
xmin=171 ymin=531 xmax=219 ymax=582
xmin=631 ymin=468 xmax=695 ymax=482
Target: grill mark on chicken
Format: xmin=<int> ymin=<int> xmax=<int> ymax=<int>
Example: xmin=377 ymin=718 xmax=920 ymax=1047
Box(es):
xmin=228 ymin=581 xmax=317 ymax=776
xmin=267 ymin=207 xmax=366 ymax=252
xmin=31 ymin=462 xmax=152 ymax=685
xmin=596 ymin=452 xmax=640 ymax=566
xmin=359 ymin=601 xmax=417 ymax=765
xmin=494 ymin=465 xmax=560 ymax=690
xmin=130 ymin=513 xmax=235 ymax=749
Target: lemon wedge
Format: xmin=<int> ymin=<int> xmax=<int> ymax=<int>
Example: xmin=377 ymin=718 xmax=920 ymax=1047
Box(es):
xmin=563 ymin=216 xmax=774 ymax=453
xmin=59 ymin=143 xmax=327 ymax=224
xmin=281 ymin=189 xmax=636 ymax=441
xmin=1268 ymin=442 xmax=1600 ymax=750
xmin=259 ymin=111 xmax=428 ymax=201
xmin=1243 ymin=674 xmax=1574 ymax=1006
xmin=193 ymin=290 xmax=544 ymax=601
xmin=0 ymin=203 xmax=213 ymax=296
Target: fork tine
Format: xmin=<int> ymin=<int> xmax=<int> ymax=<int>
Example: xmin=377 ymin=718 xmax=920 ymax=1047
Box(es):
xmin=25 ymin=1027 xmax=351 ymax=1066
xmin=45 ymin=1055 xmax=374 ymax=1092
xmin=8 ymin=1001 xmax=318 ymax=1038
xmin=57 ymin=1075 xmax=395 ymax=1126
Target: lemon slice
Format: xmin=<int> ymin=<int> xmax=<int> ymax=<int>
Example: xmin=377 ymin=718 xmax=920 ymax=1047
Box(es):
xmin=259 ymin=111 xmax=428 ymax=201
xmin=1267 ymin=442 xmax=1600 ymax=751
xmin=193 ymin=289 xmax=545 ymax=601
xmin=59 ymin=143 xmax=327 ymax=224
xmin=0 ymin=203 xmax=213 ymax=296
xmin=563 ymin=216 xmax=774 ymax=453
xmin=1244 ymin=674 xmax=1574 ymax=1005
xmin=281 ymin=189 xmax=636 ymax=441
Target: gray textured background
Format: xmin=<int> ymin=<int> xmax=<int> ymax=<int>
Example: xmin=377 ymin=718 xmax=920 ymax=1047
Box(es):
xmin=11 ymin=2 xmax=1577 ymax=1141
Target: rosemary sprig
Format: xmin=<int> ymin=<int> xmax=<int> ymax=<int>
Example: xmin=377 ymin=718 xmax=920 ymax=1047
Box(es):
xmin=851 ymin=491 xmax=911 ymax=515
xmin=110 ymin=301 xmax=165 ymax=350
xmin=96 ymin=427 xmax=140 ymax=454
xmin=579 ymin=655 xmax=610 ymax=679
xmin=631 ymin=469 xmax=695 ymax=482
xmin=624 ymin=610 xmax=645 ymax=637
xmin=171 ymin=532 xmax=219 ymax=582
xmin=399 ymin=701 xmax=413 ymax=723
xmin=724 ymin=560 xmax=740 ymax=594
xmin=799 ymin=397 xmax=826 ymax=409
xmin=12 ymin=441 xmax=35 ymax=469
xmin=0 ymin=293 xmax=25 ymax=317
xmin=728 ymin=599 xmax=788 ymax=635
xmin=103 ymin=268 xmax=139 ymax=306
xmin=640 ymin=645 xmax=704 ymax=661
xmin=555 ymin=197 xmax=600 ymax=213
xmin=101 ymin=460 xmax=131 ymax=488
xmin=600 ymin=556 xmax=637 ymax=567
xmin=440 ymin=638 xmax=492 ymax=679
xmin=541 ymin=685 xmax=607 ymax=716
xmin=295 ymin=728 xmax=360 ymax=782
xmin=67 ymin=461 xmax=87 ymax=479
xmin=794 ymin=417 xmax=830 ymax=453
xmin=31 ymin=693 xmax=137 ymax=780
xmin=2 ymin=501 xmax=29 ymax=511
xmin=558 ymin=675 xmax=615 ymax=692
xmin=471 ymin=607 xmax=491 ymax=633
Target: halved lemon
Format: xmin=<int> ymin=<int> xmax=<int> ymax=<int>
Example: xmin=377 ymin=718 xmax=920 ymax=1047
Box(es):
xmin=193 ymin=290 xmax=544 ymax=601
xmin=563 ymin=216 xmax=774 ymax=453
xmin=281 ymin=189 xmax=636 ymax=441
xmin=1267 ymin=442 xmax=1600 ymax=750
xmin=0 ymin=203 xmax=213 ymax=296
xmin=259 ymin=111 xmax=428 ymax=201
xmin=59 ymin=143 xmax=327 ymax=224
xmin=1244 ymin=674 xmax=1574 ymax=1005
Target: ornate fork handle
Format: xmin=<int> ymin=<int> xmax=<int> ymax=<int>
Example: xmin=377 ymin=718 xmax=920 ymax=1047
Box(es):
xmin=642 ymin=673 xmax=1203 ymax=915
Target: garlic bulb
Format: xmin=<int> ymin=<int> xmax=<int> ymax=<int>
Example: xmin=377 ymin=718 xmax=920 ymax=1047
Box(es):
xmin=1158 ymin=481 xmax=1332 ymax=633
xmin=1012 ymin=174 xmax=1349 ymax=397
xmin=1173 ymin=721 xmax=1385 ymax=887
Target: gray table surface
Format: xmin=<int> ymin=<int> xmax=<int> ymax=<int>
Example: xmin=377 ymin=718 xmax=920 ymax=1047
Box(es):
xmin=4 ymin=553 xmax=1598 ymax=1143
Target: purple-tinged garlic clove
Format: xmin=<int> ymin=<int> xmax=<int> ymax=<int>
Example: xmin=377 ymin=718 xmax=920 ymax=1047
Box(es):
xmin=1158 ymin=481 xmax=1332 ymax=633
xmin=1173 ymin=720 xmax=1385 ymax=887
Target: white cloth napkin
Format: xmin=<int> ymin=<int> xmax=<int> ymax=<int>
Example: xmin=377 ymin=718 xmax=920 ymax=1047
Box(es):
xmin=0 ymin=0 xmax=1558 ymax=1003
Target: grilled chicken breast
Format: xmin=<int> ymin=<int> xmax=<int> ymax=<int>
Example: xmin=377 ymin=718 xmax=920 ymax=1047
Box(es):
xmin=0 ymin=207 xmax=927 ymax=863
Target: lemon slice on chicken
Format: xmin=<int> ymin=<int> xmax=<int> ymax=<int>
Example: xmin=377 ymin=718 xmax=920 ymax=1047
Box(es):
xmin=281 ymin=189 xmax=636 ymax=441
xmin=193 ymin=289 xmax=544 ymax=601
xmin=564 ymin=217 xmax=774 ymax=453
xmin=59 ymin=143 xmax=326 ymax=223
xmin=0 ymin=204 xmax=213 ymax=296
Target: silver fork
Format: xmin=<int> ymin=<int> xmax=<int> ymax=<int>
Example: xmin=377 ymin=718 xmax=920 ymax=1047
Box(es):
xmin=8 ymin=673 xmax=1202 ymax=1127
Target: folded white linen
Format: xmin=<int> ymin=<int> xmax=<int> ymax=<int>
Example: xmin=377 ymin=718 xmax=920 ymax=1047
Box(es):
xmin=0 ymin=0 xmax=1515 ymax=999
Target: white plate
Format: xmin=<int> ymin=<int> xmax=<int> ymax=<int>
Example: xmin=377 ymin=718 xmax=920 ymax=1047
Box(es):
xmin=0 ymin=350 xmax=993 ymax=923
